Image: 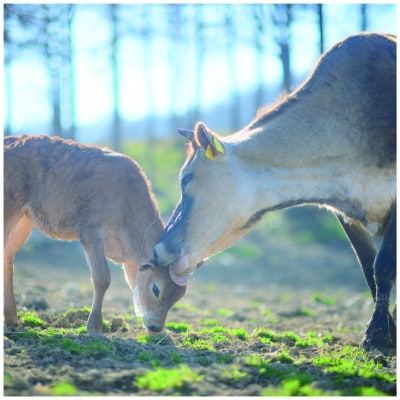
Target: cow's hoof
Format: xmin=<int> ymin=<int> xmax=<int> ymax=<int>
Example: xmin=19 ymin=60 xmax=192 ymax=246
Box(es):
xmin=360 ymin=335 xmax=395 ymax=356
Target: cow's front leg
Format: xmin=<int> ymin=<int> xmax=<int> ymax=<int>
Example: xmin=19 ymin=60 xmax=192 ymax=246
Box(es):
xmin=362 ymin=204 xmax=396 ymax=353
xmin=81 ymin=237 xmax=111 ymax=335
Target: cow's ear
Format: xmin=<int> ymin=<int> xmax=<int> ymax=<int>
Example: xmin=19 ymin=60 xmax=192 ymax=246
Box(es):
xmin=194 ymin=122 xmax=212 ymax=148
xmin=194 ymin=122 xmax=224 ymax=160
xmin=177 ymin=128 xmax=195 ymax=142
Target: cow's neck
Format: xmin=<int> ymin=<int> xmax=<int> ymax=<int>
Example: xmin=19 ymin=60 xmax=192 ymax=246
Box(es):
xmin=230 ymin=101 xmax=368 ymax=225
xmin=232 ymin=88 xmax=348 ymax=168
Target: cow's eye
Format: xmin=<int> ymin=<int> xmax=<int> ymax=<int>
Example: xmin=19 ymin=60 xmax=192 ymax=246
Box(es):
xmin=181 ymin=174 xmax=192 ymax=190
xmin=152 ymin=283 xmax=160 ymax=298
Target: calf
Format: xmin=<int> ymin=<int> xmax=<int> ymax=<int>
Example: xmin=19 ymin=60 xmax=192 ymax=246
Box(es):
xmin=4 ymin=135 xmax=186 ymax=334
xmin=154 ymin=33 xmax=396 ymax=352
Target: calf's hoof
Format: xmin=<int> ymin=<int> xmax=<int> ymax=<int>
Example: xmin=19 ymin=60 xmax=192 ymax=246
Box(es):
xmin=86 ymin=319 xmax=104 ymax=336
xmin=4 ymin=316 xmax=18 ymax=326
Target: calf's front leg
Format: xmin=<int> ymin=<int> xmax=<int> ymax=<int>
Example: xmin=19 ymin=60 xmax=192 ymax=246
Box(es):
xmin=81 ymin=238 xmax=111 ymax=335
xmin=4 ymin=215 xmax=34 ymax=325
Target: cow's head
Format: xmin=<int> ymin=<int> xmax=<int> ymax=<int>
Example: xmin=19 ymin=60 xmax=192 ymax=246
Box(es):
xmin=154 ymin=122 xmax=257 ymax=280
xmin=133 ymin=261 xmax=186 ymax=333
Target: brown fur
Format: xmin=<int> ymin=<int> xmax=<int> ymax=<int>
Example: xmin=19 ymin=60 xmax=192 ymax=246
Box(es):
xmin=4 ymin=135 xmax=185 ymax=334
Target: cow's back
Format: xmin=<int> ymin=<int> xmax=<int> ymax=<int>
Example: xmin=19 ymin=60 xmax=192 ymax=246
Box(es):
xmin=304 ymin=33 xmax=396 ymax=167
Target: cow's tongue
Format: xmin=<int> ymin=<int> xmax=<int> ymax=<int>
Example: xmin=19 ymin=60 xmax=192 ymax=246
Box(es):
xmin=169 ymin=268 xmax=187 ymax=286
xmin=171 ymin=255 xmax=189 ymax=274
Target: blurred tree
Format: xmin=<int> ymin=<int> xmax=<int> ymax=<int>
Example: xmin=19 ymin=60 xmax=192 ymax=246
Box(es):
xmin=252 ymin=4 xmax=267 ymax=110
xmin=4 ymin=4 xmax=76 ymax=138
xmin=142 ymin=5 xmax=156 ymax=174
xmin=193 ymin=5 xmax=204 ymax=123
xmin=169 ymin=4 xmax=184 ymax=134
xmin=317 ymin=4 xmax=325 ymax=54
xmin=61 ymin=4 xmax=76 ymax=140
xmin=225 ymin=5 xmax=240 ymax=130
xmin=360 ymin=4 xmax=368 ymax=31
xmin=110 ymin=4 xmax=121 ymax=151
xmin=42 ymin=5 xmax=62 ymax=137
xmin=142 ymin=5 xmax=155 ymax=139
xmin=272 ymin=4 xmax=292 ymax=92
xmin=4 ymin=4 xmax=40 ymax=136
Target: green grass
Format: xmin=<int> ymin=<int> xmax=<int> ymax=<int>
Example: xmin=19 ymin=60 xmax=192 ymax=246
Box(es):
xmin=50 ymin=381 xmax=79 ymax=396
xmin=229 ymin=328 xmax=249 ymax=340
xmin=226 ymin=242 xmax=262 ymax=259
xmin=136 ymin=332 xmax=169 ymax=345
xmin=216 ymin=308 xmax=234 ymax=317
xmin=200 ymin=319 xmax=221 ymax=327
xmin=123 ymin=138 xmax=184 ymax=216
xmin=254 ymin=328 xmax=334 ymax=348
xmin=222 ymin=365 xmax=248 ymax=381
xmin=311 ymin=292 xmax=337 ymax=306
xmin=43 ymin=335 xmax=113 ymax=358
xmin=262 ymin=377 xmax=325 ymax=396
xmin=172 ymin=303 xmax=200 ymax=313
xmin=182 ymin=335 xmax=214 ymax=351
xmin=216 ymin=353 xmax=235 ymax=364
xmin=313 ymin=345 xmax=396 ymax=382
xmin=19 ymin=312 xmax=45 ymax=327
xmin=197 ymin=326 xmax=249 ymax=343
xmin=135 ymin=365 xmax=204 ymax=392
xmin=6 ymin=325 xmax=114 ymax=358
xmin=277 ymin=349 xmax=294 ymax=364
xmin=166 ymin=321 xmax=191 ymax=333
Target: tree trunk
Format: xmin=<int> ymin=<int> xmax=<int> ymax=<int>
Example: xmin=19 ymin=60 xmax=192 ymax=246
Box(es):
xmin=273 ymin=4 xmax=292 ymax=92
xmin=43 ymin=4 xmax=62 ymax=136
xmin=193 ymin=5 xmax=204 ymax=123
xmin=225 ymin=5 xmax=240 ymax=130
xmin=110 ymin=4 xmax=121 ymax=151
xmin=317 ymin=4 xmax=324 ymax=54
xmin=253 ymin=4 xmax=265 ymax=108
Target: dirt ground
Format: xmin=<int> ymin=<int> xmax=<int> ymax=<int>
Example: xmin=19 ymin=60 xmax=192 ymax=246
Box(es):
xmin=3 ymin=221 xmax=397 ymax=396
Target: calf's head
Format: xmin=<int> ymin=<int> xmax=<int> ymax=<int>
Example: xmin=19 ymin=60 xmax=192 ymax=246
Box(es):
xmin=154 ymin=122 xmax=256 ymax=280
xmin=134 ymin=262 xmax=186 ymax=333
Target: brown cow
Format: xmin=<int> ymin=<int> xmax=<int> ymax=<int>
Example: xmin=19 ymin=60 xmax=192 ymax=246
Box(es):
xmin=4 ymin=135 xmax=185 ymax=334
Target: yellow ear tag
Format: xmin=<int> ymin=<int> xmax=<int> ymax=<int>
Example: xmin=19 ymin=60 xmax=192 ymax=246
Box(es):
xmin=205 ymin=145 xmax=214 ymax=160
xmin=213 ymin=137 xmax=224 ymax=154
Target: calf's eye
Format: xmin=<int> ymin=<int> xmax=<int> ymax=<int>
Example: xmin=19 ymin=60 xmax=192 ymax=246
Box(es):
xmin=152 ymin=284 xmax=160 ymax=298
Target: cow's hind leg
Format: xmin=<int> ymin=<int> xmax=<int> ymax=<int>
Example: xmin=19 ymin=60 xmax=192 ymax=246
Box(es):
xmin=336 ymin=215 xmax=377 ymax=299
xmin=362 ymin=204 xmax=396 ymax=353
xmin=80 ymin=234 xmax=111 ymax=335
xmin=4 ymin=214 xmax=34 ymax=325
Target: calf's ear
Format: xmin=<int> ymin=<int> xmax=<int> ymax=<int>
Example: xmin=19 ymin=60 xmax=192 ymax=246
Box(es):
xmin=194 ymin=122 xmax=224 ymax=160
